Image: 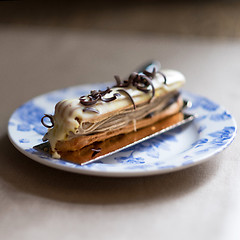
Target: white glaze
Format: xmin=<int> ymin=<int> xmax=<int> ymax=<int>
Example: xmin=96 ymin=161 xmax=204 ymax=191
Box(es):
xmin=44 ymin=69 xmax=185 ymax=155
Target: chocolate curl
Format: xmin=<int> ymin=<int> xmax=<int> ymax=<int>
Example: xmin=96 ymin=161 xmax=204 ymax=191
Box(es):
xmin=79 ymin=66 xmax=162 ymax=107
xmin=159 ymin=71 xmax=167 ymax=84
xmin=80 ymin=87 xmax=120 ymax=106
xmin=143 ymin=67 xmax=156 ymax=78
xmin=115 ymin=68 xmax=156 ymax=102
xmin=117 ymin=89 xmax=136 ymax=110
xmin=80 ymin=96 xmax=100 ymax=106
xmin=41 ymin=114 xmax=54 ymax=128
xmin=101 ymin=93 xmax=120 ymax=102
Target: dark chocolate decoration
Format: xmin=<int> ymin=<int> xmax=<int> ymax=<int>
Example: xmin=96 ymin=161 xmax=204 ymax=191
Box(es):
xmin=144 ymin=67 xmax=166 ymax=84
xmin=80 ymin=95 xmax=99 ymax=106
xmin=114 ymin=68 xmax=157 ymax=102
xmin=79 ymin=67 xmax=165 ymax=107
xmin=159 ymin=71 xmax=167 ymax=84
xmin=83 ymin=107 xmax=100 ymax=114
xmin=41 ymin=114 xmax=54 ymax=128
xmin=98 ymin=87 xmax=111 ymax=96
xmin=91 ymin=148 xmax=101 ymax=157
xmin=41 ymin=65 xmax=168 ymax=130
xmin=143 ymin=67 xmax=156 ymax=78
xmin=117 ymin=89 xmax=136 ymax=110
xmin=79 ymin=87 xmax=120 ymax=106
xmin=101 ymin=93 xmax=121 ymax=102
xmin=114 ymin=75 xmax=121 ymax=86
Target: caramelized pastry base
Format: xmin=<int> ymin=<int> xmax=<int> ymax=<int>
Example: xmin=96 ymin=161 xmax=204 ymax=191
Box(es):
xmin=59 ymin=112 xmax=184 ymax=165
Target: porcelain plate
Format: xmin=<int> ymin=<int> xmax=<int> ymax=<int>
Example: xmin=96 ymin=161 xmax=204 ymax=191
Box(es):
xmin=8 ymin=83 xmax=237 ymax=177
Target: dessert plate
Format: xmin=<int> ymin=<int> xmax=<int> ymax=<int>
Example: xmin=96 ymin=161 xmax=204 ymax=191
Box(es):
xmin=8 ymin=83 xmax=237 ymax=177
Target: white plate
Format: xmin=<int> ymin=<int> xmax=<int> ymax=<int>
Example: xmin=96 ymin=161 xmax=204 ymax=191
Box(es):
xmin=8 ymin=83 xmax=237 ymax=177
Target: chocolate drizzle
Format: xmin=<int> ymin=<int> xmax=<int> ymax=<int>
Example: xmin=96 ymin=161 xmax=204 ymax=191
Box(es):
xmin=79 ymin=87 xmax=120 ymax=106
xmin=41 ymin=114 xmax=54 ymax=128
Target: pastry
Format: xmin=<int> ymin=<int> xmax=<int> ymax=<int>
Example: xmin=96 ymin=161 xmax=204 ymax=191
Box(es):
xmin=41 ymin=65 xmax=186 ymax=159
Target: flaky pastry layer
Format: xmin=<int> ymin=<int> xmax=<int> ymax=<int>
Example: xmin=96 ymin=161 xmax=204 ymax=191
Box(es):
xmin=55 ymin=97 xmax=183 ymax=152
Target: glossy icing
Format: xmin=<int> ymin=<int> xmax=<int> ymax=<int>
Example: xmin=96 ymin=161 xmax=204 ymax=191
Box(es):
xmin=43 ymin=69 xmax=185 ymax=156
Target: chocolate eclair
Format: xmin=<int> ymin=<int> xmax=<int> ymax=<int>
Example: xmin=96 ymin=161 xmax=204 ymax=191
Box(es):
xmin=41 ymin=66 xmax=185 ymax=158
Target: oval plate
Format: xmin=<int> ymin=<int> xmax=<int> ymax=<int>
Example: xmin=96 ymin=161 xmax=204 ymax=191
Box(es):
xmin=8 ymin=84 xmax=237 ymax=177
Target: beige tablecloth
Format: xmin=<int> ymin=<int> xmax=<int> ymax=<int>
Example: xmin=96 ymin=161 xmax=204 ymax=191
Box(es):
xmin=0 ymin=26 xmax=239 ymax=240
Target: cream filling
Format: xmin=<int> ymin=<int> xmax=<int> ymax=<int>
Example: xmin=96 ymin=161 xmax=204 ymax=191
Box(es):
xmin=70 ymin=91 xmax=178 ymax=136
xmin=43 ymin=69 xmax=185 ymax=153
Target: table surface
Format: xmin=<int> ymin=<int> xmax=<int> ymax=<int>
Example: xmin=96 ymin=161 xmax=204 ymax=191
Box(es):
xmin=0 ymin=26 xmax=240 ymax=240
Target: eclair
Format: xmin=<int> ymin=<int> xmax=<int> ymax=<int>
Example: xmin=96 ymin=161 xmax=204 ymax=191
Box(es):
xmin=41 ymin=67 xmax=185 ymax=158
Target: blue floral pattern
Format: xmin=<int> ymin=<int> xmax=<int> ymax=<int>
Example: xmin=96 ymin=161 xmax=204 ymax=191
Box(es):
xmin=209 ymin=126 xmax=235 ymax=147
xmin=210 ymin=111 xmax=232 ymax=121
xmin=8 ymin=85 xmax=237 ymax=177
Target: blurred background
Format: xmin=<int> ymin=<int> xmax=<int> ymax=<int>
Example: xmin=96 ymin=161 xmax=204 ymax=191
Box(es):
xmin=1 ymin=0 xmax=240 ymax=109
xmin=1 ymin=0 xmax=240 ymax=38
xmin=1 ymin=2 xmax=240 ymax=240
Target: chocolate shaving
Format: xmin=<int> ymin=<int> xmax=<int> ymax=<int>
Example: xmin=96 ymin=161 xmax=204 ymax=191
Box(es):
xmin=133 ymin=75 xmax=155 ymax=101
xmin=114 ymin=68 xmax=156 ymax=102
xmin=114 ymin=75 xmax=121 ymax=87
xmin=117 ymin=89 xmax=136 ymax=110
xmin=98 ymin=87 xmax=112 ymax=96
xmin=79 ymin=87 xmax=120 ymax=106
xmin=83 ymin=107 xmax=100 ymax=114
xmin=80 ymin=95 xmax=100 ymax=106
xmin=79 ymin=67 xmax=163 ymax=107
xmin=159 ymin=71 xmax=167 ymax=84
xmin=143 ymin=67 xmax=156 ymax=78
xmin=101 ymin=93 xmax=120 ymax=102
xmin=41 ymin=114 xmax=54 ymax=128
xmin=91 ymin=148 xmax=101 ymax=158
xmin=128 ymin=72 xmax=138 ymax=86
